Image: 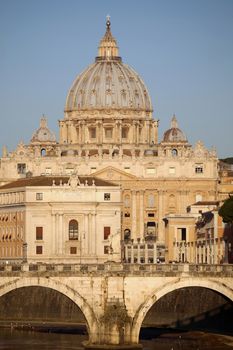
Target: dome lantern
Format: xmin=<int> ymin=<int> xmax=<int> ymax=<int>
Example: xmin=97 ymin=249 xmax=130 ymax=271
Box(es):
xmin=96 ymin=16 xmax=121 ymax=61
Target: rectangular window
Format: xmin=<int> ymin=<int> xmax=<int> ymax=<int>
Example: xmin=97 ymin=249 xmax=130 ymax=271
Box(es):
xmin=195 ymin=166 xmax=203 ymax=173
xmin=104 ymin=246 xmax=109 ymax=254
xmin=146 ymin=168 xmax=156 ymax=175
xmin=17 ymin=163 xmax=26 ymax=174
xmin=148 ymin=213 xmax=155 ymax=217
xmin=104 ymin=226 xmax=111 ymax=240
xmin=105 ymin=128 xmax=113 ymax=138
xmin=36 ymin=246 xmax=43 ymax=254
xmin=65 ymin=168 xmax=74 ymax=175
xmin=89 ymin=127 xmax=96 ymax=139
xmin=147 ymin=222 xmax=156 ymax=235
xmin=45 ymin=168 xmax=52 ymax=175
xmin=122 ymin=128 xmax=128 ymax=139
xmin=178 ymin=228 xmax=187 ymax=241
xmin=104 ymin=193 xmax=111 ymax=201
xmin=36 ymin=227 xmax=43 ymax=240
xmin=169 ymin=167 xmax=176 ymax=174
xmin=70 ymin=247 xmax=77 ymax=254
xmin=36 ymin=193 xmax=43 ymax=200
xmin=148 ymin=194 xmax=155 ymax=208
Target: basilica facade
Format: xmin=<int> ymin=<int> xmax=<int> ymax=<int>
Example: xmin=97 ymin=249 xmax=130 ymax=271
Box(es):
xmin=0 ymin=19 xmax=220 ymax=263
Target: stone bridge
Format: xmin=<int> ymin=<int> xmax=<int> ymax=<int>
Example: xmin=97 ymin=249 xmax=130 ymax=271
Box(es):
xmin=0 ymin=262 xmax=233 ymax=349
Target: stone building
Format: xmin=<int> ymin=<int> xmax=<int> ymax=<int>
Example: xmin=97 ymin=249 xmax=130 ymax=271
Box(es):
xmin=0 ymin=19 xmax=219 ymax=262
xmin=0 ymin=175 xmax=121 ymax=263
xmin=164 ymin=201 xmax=227 ymax=264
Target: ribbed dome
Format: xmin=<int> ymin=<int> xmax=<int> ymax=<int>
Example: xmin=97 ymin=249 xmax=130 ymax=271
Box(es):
xmin=163 ymin=115 xmax=187 ymax=142
xmin=65 ymin=19 xmax=152 ymax=114
xmin=31 ymin=117 xmax=56 ymax=143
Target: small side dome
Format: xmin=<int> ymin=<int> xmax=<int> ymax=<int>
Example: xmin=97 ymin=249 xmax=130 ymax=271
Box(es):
xmin=30 ymin=117 xmax=56 ymax=143
xmin=163 ymin=115 xmax=187 ymax=142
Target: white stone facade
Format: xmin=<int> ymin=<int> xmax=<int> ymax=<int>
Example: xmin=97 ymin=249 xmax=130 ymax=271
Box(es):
xmin=0 ymin=176 xmax=121 ymax=263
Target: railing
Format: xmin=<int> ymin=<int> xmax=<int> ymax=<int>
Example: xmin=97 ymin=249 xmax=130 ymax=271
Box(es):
xmin=0 ymin=262 xmax=233 ymax=275
xmin=124 ymin=242 xmax=165 ymax=264
xmin=173 ymin=238 xmax=228 ymax=264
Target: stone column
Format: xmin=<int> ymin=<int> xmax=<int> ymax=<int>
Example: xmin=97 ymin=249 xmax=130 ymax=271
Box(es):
xmin=100 ymin=121 xmax=103 ymax=144
xmin=136 ymin=122 xmax=139 ymax=145
xmin=131 ymin=191 xmax=137 ymax=241
xmin=147 ymin=121 xmax=150 ymax=144
xmin=153 ymin=243 xmax=157 ymax=263
xmin=139 ymin=190 xmax=144 ymax=238
xmin=59 ymin=121 xmax=67 ymax=144
xmin=137 ymin=244 xmax=140 ymax=263
xmin=206 ymin=241 xmax=210 ymax=264
xmin=78 ymin=122 xmax=82 ymax=144
xmin=84 ymin=213 xmax=90 ymax=255
xmin=132 ymin=121 xmax=136 ymax=144
xmin=118 ymin=121 xmax=122 ymax=144
xmin=97 ymin=121 xmax=101 ymax=144
xmin=84 ymin=122 xmax=88 ymax=144
xmin=92 ymin=213 xmax=97 ymax=256
xmin=113 ymin=120 xmax=117 ymax=144
xmin=145 ymin=243 xmax=148 ymax=263
xmin=55 ymin=213 xmax=59 ymax=254
xmin=51 ymin=214 xmax=56 ymax=255
xmin=124 ymin=245 xmax=128 ymax=262
xmin=158 ymin=190 xmax=165 ymax=242
xmin=58 ymin=214 xmax=63 ymax=255
xmin=130 ymin=243 xmax=134 ymax=263
xmin=195 ymin=242 xmax=198 ymax=264
xmin=69 ymin=123 xmax=77 ymax=143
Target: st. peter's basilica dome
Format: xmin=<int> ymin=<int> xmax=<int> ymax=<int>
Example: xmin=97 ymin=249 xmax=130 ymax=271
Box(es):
xmin=65 ymin=18 xmax=153 ymax=114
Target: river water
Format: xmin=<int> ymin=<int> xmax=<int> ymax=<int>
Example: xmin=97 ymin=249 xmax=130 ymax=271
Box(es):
xmin=0 ymin=326 xmax=233 ymax=350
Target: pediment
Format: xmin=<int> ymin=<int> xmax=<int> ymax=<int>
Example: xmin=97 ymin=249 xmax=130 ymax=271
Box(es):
xmin=92 ymin=166 xmax=137 ymax=182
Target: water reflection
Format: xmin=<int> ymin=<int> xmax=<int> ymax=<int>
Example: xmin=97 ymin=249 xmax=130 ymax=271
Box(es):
xmin=0 ymin=327 xmax=232 ymax=350
xmin=0 ymin=327 xmax=87 ymax=350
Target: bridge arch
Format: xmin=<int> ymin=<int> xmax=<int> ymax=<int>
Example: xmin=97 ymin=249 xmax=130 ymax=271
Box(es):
xmin=0 ymin=277 xmax=99 ymax=342
xmin=132 ymin=277 xmax=233 ymax=343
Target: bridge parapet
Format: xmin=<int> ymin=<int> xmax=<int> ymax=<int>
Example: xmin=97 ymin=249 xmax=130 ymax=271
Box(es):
xmin=0 ymin=262 xmax=233 ymax=277
xmin=0 ymin=262 xmax=233 ymax=349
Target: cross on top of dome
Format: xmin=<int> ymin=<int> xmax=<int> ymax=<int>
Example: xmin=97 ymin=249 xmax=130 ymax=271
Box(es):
xmin=106 ymin=15 xmax=111 ymax=28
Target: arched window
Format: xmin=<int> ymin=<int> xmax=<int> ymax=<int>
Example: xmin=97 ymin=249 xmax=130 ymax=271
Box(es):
xmin=172 ymin=148 xmax=178 ymax=157
xmin=41 ymin=148 xmax=46 ymax=157
xmin=69 ymin=220 xmax=79 ymax=240
xmin=124 ymin=229 xmax=131 ymax=240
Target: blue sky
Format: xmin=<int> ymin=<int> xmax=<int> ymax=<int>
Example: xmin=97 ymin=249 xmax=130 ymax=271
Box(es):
xmin=0 ymin=0 xmax=233 ymax=158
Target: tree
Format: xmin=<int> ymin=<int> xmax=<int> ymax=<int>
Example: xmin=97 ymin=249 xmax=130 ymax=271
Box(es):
xmin=219 ymin=196 xmax=233 ymax=223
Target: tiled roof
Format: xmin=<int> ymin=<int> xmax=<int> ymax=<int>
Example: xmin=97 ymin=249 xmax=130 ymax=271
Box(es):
xmin=0 ymin=176 xmax=117 ymax=189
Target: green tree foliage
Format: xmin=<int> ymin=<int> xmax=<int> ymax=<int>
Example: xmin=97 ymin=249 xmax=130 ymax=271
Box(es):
xmin=219 ymin=196 xmax=233 ymax=223
xmin=220 ymin=157 xmax=233 ymax=165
